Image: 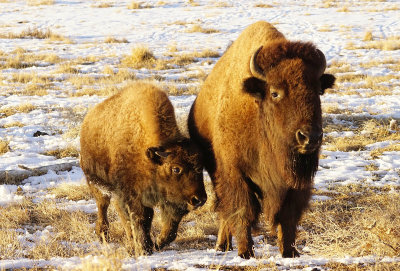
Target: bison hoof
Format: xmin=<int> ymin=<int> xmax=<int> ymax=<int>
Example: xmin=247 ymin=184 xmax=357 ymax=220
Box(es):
xmin=216 ymin=243 xmax=233 ymax=252
xmin=96 ymin=231 xmax=110 ymax=243
xmin=238 ymin=248 xmax=255 ymax=259
xmin=282 ymin=248 xmax=300 ymax=258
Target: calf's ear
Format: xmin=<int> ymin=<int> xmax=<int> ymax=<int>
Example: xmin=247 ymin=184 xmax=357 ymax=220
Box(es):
xmin=319 ymin=74 xmax=336 ymax=95
xmin=243 ymin=77 xmax=266 ymax=100
xmin=146 ymin=147 xmax=171 ymax=165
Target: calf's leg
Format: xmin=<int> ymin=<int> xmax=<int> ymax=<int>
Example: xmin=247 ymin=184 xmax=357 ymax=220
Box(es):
xmin=155 ymin=204 xmax=185 ymax=250
xmin=87 ymin=178 xmax=111 ymax=242
xmin=114 ymin=195 xmax=154 ymax=255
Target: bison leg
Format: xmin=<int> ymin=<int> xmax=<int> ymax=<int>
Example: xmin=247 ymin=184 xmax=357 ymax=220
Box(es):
xmin=216 ymin=220 xmax=232 ymax=252
xmin=155 ymin=204 xmax=184 ymax=250
xmin=214 ymin=172 xmax=261 ymax=259
xmin=114 ymin=196 xmax=154 ymax=255
xmin=87 ymin=179 xmax=111 ymax=242
xmin=236 ymin=223 xmax=255 ymax=259
xmin=275 ymin=188 xmax=311 ymax=258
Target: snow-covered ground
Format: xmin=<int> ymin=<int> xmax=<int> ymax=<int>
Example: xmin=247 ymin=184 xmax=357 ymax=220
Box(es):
xmin=1 ymin=0 xmax=399 ymax=270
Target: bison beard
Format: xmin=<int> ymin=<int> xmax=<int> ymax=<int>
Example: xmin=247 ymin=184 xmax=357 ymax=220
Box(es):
xmin=287 ymin=149 xmax=320 ymax=189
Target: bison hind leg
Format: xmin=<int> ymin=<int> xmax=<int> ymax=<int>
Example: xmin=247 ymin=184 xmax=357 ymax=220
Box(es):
xmin=87 ymin=178 xmax=111 ymax=242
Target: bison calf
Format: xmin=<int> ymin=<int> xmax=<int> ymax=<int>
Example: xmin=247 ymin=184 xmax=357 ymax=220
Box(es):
xmin=80 ymin=82 xmax=207 ymax=255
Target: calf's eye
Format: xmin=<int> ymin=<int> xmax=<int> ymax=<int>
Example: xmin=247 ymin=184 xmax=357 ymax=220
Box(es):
xmin=271 ymin=92 xmax=279 ymax=98
xmin=172 ymin=167 xmax=182 ymax=174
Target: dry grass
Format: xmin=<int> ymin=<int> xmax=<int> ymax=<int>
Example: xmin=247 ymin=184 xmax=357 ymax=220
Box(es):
xmin=0 ymin=27 xmax=72 ymax=43
xmin=0 ymin=103 xmax=37 ymax=118
xmin=370 ymin=143 xmax=400 ymax=159
xmin=0 ymin=50 xmax=62 ymax=70
xmin=56 ymin=63 xmax=80 ymax=74
xmin=337 ymin=6 xmax=350 ymax=12
xmin=127 ymin=1 xmax=153 ymax=9
xmin=49 ymin=183 xmax=92 ymax=201
xmin=302 ymin=186 xmax=400 ymax=258
xmin=185 ymin=24 xmax=220 ymax=34
xmin=254 ymin=3 xmax=274 ymax=8
xmin=347 ymin=36 xmax=400 ymax=51
xmin=1 ymin=121 xmax=25 ymax=128
xmin=43 ymin=146 xmax=80 ymax=159
xmin=121 ymin=46 xmax=156 ymax=69
xmin=0 ymin=139 xmax=10 ymax=155
xmin=324 ymin=119 xmax=400 ymax=152
xmin=0 ymin=179 xmax=399 ymax=269
xmin=104 ymin=36 xmax=129 ymax=43
xmin=26 ymin=0 xmax=54 ymax=5
xmin=69 ymin=85 xmax=122 ymax=97
xmin=363 ymin=30 xmax=374 ymax=41
xmin=92 ymin=1 xmax=114 ymax=8
xmin=318 ymin=25 xmax=332 ymax=32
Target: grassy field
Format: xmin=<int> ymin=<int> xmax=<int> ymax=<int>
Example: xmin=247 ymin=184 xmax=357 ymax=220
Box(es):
xmin=0 ymin=0 xmax=399 ymax=270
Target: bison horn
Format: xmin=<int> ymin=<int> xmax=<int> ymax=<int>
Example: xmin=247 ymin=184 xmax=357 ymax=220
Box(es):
xmin=316 ymin=49 xmax=327 ymax=76
xmin=249 ymin=46 xmax=266 ymax=81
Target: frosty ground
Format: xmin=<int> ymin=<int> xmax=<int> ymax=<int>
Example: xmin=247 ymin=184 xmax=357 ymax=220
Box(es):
xmin=0 ymin=0 xmax=399 ymax=270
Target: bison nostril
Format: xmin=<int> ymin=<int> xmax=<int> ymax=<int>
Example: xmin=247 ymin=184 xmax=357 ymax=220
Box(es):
xmin=296 ymin=130 xmax=309 ymax=146
xmin=190 ymin=196 xmax=201 ymax=207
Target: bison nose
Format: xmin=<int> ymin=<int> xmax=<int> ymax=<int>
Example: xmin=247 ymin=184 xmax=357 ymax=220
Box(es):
xmin=296 ymin=129 xmax=323 ymax=147
xmin=190 ymin=195 xmax=206 ymax=208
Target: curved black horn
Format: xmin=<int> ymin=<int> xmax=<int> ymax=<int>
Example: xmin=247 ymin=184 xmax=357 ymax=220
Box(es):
xmin=249 ymin=46 xmax=265 ymax=81
xmin=316 ymin=49 xmax=327 ymax=76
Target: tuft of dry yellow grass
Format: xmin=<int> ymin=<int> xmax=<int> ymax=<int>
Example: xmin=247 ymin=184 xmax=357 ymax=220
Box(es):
xmin=0 ymin=103 xmax=37 ymax=118
xmin=121 ymin=46 xmax=156 ymax=69
xmin=254 ymin=3 xmax=274 ymax=8
xmin=43 ymin=146 xmax=80 ymax=159
xmin=363 ymin=30 xmax=374 ymax=41
xmin=185 ymin=24 xmax=220 ymax=34
xmin=127 ymin=1 xmax=153 ymax=9
xmin=26 ymin=0 xmax=54 ymax=5
xmin=0 ymin=27 xmax=71 ymax=43
xmin=0 ymin=139 xmax=10 ymax=155
xmin=1 ymin=121 xmax=25 ymax=128
xmin=104 ymin=36 xmax=129 ymax=43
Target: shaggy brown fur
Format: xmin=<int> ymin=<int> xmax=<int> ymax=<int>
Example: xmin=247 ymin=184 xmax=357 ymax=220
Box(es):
xmin=188 ymin=21 xmax=335 ymax=258
xmin=80 ymin=82 xmax=207 ymax=255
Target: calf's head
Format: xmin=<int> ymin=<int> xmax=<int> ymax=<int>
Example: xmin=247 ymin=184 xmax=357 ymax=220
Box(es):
xmin=146 ymin=139 xmax=207 ymax=210
xmin=244 ymin=40 xmax=335 ymax=155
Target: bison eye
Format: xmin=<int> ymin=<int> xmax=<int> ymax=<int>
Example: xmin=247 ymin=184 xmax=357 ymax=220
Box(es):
xmin=172 ymin=166 xmax=182 ymax=175
xmin=271 ymin=92 xmax=279 ymax=98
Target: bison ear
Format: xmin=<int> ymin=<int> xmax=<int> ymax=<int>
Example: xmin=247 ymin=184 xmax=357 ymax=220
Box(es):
xmin=243 ymin=77 xmax=266 ymax=100
xmin=146 ymin=147 xmax=171 ymax=165
xmin=319 ymin=74 xmax=336 ymax=95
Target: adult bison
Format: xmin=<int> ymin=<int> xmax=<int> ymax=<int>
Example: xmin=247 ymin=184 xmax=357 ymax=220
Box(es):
xmin=188 ymin=21 xmax=335 ymax=258
xmin=80 ymin=82 xmax=207 ymax=255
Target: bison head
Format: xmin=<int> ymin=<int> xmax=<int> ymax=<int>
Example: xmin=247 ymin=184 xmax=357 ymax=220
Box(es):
xmin=243 ymin=41 xmax=335 ymax=187
xmin=146 ymin=139 xmax=207 ymax=211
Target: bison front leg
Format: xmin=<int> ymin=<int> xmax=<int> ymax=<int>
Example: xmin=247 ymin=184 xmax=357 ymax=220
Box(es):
xmin=214 ymin=173 xmax=261 ymax=259
xmin=275 ymin=188 xmax=311 ymax=258
xmin=114 ymin=196 xmax=154 ymax=255
xmin=155 ymin=204 xmax=185 ymax=250
xmin=87 ymin=179 xmax=111 ymax=242
xmin=234 ymin=221 xmax=254 ymax=259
